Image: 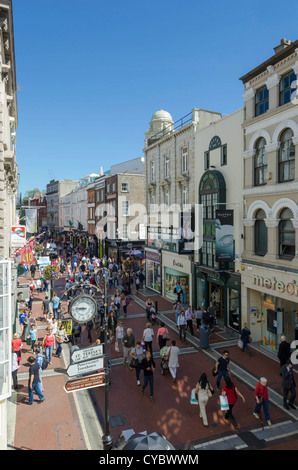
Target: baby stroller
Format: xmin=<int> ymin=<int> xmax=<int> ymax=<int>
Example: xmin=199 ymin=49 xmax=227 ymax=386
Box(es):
xmin=160 ymin=346 xmax=169 ymax=375
xmin=148 ymin=307 xmax=158 ymax=325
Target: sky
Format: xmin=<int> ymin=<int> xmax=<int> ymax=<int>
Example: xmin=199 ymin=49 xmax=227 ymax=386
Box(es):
xmin=12 ymin=0 xmax=298 ymax=196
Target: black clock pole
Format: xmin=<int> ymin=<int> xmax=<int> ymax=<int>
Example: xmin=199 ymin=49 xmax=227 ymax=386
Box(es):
xmin=101 ymin=269 xmax=113 ymax=450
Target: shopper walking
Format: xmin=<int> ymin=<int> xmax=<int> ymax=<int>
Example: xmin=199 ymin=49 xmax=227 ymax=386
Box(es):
xmin=167 ymin=340 xmax=180 ymax=382
xmin=214 ymin=350 xmax=230 ymax=390
xmin=11 ymin=347 xmax=20 ymax=391
xmin=278 ymin=336 xmax=291 ymax=372
xmin=253 ymin=377 xmax=271 ymax=425
xmin=27 ymin=356 xmax=45 ymax=405
xmin=185 ymin=306 xmax=194 ymax=336
xmin=12 ymin=333 xmax=23 ymax=364
xmin=240 ymin=323 xmax=252 ymax=355
xmin=115 ymin=320 xmax=124 ymax=353
xmin=130 ymin=341 xmax=144 ymax=385
xmin=141 ymin=350 xmax=156 ymax=400
xmin=177 ymin=310 xmax=187 ymax=343
xmin=157 ymin=322 xmax=170 ymax=350
xmin=122 ymin=328 xmax=135 ymax=366
xmin=281 ymin=360 xmax=297 ymax=410
xmin=195 ymin=306 xmax=203 ymax=331
xmin=194 ymin=373 xmax=214 ymax=427
xmin=142 ymin=322 xmax=154 ymax=356
xmin=42 ymin=329 xmax=55 ymax=365
xmin=222 ymin=376 xmax=245 ymax=429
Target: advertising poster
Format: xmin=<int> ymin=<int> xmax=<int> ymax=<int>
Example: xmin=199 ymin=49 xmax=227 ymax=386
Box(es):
xmin=215 ymin=210 xmax=234 ymax=262
xmin=11 ymin=225 xmax=26 ymax=248
xmin=178 ymin=209 xmax=195 ymax=254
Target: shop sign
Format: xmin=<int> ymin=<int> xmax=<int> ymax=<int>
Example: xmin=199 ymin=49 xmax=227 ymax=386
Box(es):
xmin=145 ymin=250 xmax=161 ymax=263
xmin=173 ymin=260 xmax=184 ymax=269
xmin=253 ymin=275 xmax=298 ymax=297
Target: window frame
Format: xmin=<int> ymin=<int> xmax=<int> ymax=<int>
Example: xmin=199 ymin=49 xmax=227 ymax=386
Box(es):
xmin=280 ymin=70 xmax=297 ymax=106
xmin=279 ymin=208 xmax=295 ymax=260
xmin=254 ymin=209 xmax=268 ymax=256
xmin=254 ymin=137 xmax=268 ymax=186
xmin=182 ymin=146 xmax=188 ymax=173
xmin=278 ymin=128 xmax=295 ymax=183
xmin=255 ymin=85 xmax=269 ymax=116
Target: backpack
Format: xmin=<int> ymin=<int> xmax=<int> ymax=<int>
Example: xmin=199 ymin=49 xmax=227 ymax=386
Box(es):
xmin=42 ymin=356 xmax=49 ymax=370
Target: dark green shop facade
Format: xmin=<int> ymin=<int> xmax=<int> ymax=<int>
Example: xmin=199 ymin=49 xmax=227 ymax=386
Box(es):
xmin=194 ymin=265 xmax=241 ymax=332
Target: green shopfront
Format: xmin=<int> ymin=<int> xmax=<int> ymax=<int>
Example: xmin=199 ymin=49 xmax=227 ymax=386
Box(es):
xmin=194 ymin=265 xmax=241 ymax=331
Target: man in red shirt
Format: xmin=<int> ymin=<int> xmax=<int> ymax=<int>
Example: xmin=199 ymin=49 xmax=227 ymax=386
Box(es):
xmin=253 ymin=377 xmax=271 ymax=425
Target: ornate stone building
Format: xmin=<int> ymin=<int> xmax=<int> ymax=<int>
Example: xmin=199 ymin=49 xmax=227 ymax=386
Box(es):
xmin=0 ymin=0 xmax=18 ymax=259
xmin=240 ymin=39 xmax=298 ymax=350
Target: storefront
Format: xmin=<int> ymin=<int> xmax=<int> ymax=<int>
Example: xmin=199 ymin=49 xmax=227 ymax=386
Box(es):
xmin=241 ymin=263 xmax=298 ymax=352
xmin=194 ymin=264 xmax=241 ymax=331
xmin=145 ymin=248 xmax=162 ymax=293
xmin=162 ymin=251 xmax=192 ymax=304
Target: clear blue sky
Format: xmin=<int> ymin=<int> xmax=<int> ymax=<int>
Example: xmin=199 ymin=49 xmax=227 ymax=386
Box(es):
xmin=13 ymin=0 xmax=298 ymax=196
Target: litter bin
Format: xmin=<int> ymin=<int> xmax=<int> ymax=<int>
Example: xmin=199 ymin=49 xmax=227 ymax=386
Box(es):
xmin=200 ymin=324 xmax=210 ymax=349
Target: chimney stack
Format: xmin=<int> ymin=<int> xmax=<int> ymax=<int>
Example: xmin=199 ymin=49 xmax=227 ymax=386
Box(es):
xmin=274 ymin=38 xmax=291 ymax=54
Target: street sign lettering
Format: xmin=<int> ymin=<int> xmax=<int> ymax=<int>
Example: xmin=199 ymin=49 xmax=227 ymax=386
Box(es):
xmin=66 ymin=357 xmax=104 ymax=377
xmin=64 ymin=373 xmax=105 ymax=393
xmin=71 ymin=344 xmax=104 ymax=363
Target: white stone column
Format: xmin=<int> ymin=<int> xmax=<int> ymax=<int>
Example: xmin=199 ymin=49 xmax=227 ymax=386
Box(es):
xmin=265 ymin=67 xmax=280 ymax=110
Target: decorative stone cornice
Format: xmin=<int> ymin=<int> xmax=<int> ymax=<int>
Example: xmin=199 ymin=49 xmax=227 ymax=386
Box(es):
xmin=292 ymin=61 xmax=298 ymax=75
xmin=265 ymin=73 xmax=280 ymax=90
xmin=265 ymin=142 xmax=280 ymax=153
xmin=243 ymin=218 xmax=256 ymax=227
xmin=243 ymin=88 xmax=255 ymax=102
xmin=264 ymin=218 xmax=280 ymax=228
xmin=243 ymin=149 xmax=256 ymax=159
xmin=291 ymin=218 xmax=298 ymax=229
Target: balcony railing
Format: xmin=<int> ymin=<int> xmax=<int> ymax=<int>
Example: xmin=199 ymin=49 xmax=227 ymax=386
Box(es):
xmin=147 ymin=112 xmax=193 ymax=146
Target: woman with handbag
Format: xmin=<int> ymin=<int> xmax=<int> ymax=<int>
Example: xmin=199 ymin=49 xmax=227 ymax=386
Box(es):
xmin=222 ymin=376 xmax=245 ymax=429
xmin=167 ymin=340 xmax=180 ymax=383
xmin=42 ymin=329 xmax=55 ymax=364
xmin=157 ymin=322 xmax=170 ymax=349
xmin=194 ymin=373 xmax=214 ymax=427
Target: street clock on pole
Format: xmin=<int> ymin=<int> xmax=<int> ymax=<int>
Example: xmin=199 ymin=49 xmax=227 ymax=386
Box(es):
xmin=68 ymin=294 xmax=97 ymax=323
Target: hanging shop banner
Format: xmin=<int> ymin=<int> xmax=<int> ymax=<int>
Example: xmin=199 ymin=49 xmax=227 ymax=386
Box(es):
xmin=215 ymin=210 xmax=234 ymax=262
xmin=18 ymin=243 xmax=36 ymax=265
xmin=11 ymin=225 xmax=26 ymax=248
xmin=178 ymin=208 xmax=195 ymax=254
xmin=25 ymin=209 xmax=38 ymax=234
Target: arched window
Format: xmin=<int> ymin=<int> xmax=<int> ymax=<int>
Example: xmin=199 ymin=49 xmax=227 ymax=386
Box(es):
xmin=254 ymin=209 xmax=267 ymax=256
xmin=254 ymin=138 xmax=267 ymax=186
xmin=279 ymin=208 xmax=295 ymax=259
xmin=279 ymin=128 xmax=295 ymax=182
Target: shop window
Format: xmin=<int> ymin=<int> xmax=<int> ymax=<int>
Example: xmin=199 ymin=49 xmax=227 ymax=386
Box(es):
xmin=254 ymin=209 xmax=268 ymax=256
xmin=254 ymin=138 xmax=267 ymax=186
xmin=278 ymin=128 xmax=295 ymax=183
xmin=279 ymin=208 xmax=295 ymax=259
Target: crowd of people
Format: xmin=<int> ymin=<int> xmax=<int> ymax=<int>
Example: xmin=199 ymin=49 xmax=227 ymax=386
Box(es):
xmin=11 ymin=234 xmax=297 ymax=432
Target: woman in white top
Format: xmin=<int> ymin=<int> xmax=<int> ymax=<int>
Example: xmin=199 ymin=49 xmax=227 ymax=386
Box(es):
xmin=142 ymin=322 xmax=154 ymax=356
xmin=115 ymin=321 xmax=124 ymax=353
xmin=167 ymin=340 xmax=180 ymax=382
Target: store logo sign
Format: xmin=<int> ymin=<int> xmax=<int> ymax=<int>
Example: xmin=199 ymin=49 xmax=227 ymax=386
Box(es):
xmin=173 ymin=260 xmax=184 ymax=268
xmin=290 ymin=342 xmax=298 ymax=365
xmin=253 ymin=275 xmax=298 ymax=297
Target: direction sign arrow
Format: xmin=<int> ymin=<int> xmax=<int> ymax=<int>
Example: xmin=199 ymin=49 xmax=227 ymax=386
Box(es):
xmin=64 ymin=373 xmax=105 ymax=393
xmin=66 ymin=357 xmax=104 ymax=377
xmin=71 ymin=344 xmax=104 ymax=363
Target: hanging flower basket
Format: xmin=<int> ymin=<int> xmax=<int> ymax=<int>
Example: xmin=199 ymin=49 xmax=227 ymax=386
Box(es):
xmin=43 ymin=264 xmax=60 ymax=281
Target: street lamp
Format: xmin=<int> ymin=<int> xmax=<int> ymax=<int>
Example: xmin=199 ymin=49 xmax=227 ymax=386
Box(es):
xmin=98 ymin=268 xmax=113 ymax=450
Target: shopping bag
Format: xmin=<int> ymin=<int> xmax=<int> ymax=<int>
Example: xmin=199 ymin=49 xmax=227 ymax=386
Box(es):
xmin=190 ymin=388 xmax=198 ymax=405
xmin=115 ymin=341 xmax=119 ymax=352
xmin=238 ymin=338 xmax=243 ymax=349
xmin=220 ymin=395 xmax=229 ymax=411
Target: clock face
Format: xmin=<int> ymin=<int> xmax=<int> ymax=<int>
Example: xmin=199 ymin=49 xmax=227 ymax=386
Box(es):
xmin=69 ymin=295 xmax=97 ymax=323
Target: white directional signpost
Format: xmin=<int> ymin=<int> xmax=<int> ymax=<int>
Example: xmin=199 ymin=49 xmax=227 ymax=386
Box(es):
xmin=66 ymin=357 xmax=104 ymax=378
xmin=71 ymin=344 xmax=103 ymax=363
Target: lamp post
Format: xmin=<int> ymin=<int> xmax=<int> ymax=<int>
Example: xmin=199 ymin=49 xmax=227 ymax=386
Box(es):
xmin=100 ymin=269 xmax=113 ymax=450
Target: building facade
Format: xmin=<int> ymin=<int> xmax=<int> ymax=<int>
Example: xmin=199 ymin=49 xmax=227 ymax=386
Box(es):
xmin=46 ymin=179 xmax=78 ymax=232
xmin=143 ymin=108 xmax=222 ymax=302
xmin=194 ymin=108 xmax=244 ymax=331
xmin=240 ymin=39 xmax=298 ymax=351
